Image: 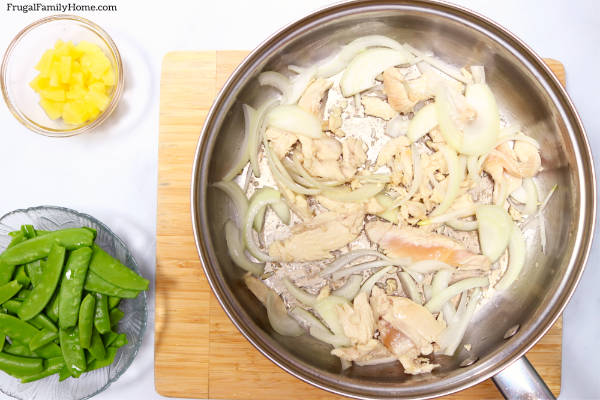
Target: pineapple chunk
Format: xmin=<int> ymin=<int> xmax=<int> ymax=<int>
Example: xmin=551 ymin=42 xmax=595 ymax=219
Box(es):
xmin=30 ymin=39 xmax=116 ymax=124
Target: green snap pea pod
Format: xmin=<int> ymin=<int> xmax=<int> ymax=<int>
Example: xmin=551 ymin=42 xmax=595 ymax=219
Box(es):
xmin=0 ymin=313 xmax=61 ymax=359
xmin=89 ymin=245 xmax=149 ymax=291
xmin=108 ymin=296 xmax=121 ymax=309
xmin=58 ymin=247 xmax=92 ymax=329
xmin=0 ymin=352 xmax=43 ymax=376
xmin=88 ymin=328 xmax=106 ymax=361
xmin=93 ymin=293 xmax=111 ymax=334
xmin=2 ymin=299 xmax=21 ymax=314
xmin=3 ymin=343 xmax=38 ymax=358
xmin=112 ymin=333 xmax=128 ymax=349
xmin=0 ymin=228 xmax=94 ymax=266
xmin=0 ymin=280 xmax=22 ymax=304
xmin=44 ymin=291 xmax=60 ymax=323
xmin=21 ymin=225 xmax=37 ymax=239
xmin=58 ymin=365 xmax=71 ymax=381
xmin=102 ymin=331 xmax=119 ymax=347
xmin=109 ymin=308 xmax=124 ymax=327
xmin=25 ymin=260 xmax=44 ymax=287
xmin=29 ymin=330 xmax=58 ymax=352
xmin=0 ymin=335 xmax=4 ymax=352
xmin=16 ymin=289 xmax=31 ymax=300
xmin=0 ymin=233 xmax=29 ymax=285
xmin=78 ymin=294 xmax=95 ymax=348
xmin=84 ymin=271 xmax=140 ymax=298
xmin=87 ymin=346 xmax=117 ymax=372
xmin=59 ymin=327 xmax=86 ymax=378
xmin=8 ymin=230 xmax=24 ymax=239
xmin=14 ymin=266 xmax=30 ymax=287
xmin=19 ymin=356 xmax=65 ymax=383
xmin=1 ymin=300 xmax=57 ymax=332
xmin=18 ymin=245 xmax=65 ymax=321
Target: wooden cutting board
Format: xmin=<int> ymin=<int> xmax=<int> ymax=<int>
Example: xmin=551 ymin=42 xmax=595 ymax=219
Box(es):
xmin=155 ymin=51 xmax=565 ymax=399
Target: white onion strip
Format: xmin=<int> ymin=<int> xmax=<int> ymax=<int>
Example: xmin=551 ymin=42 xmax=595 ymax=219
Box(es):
xmin=420 ymin=205 xmax=476 ymax=226
xmin=283 ymin=277 xmax=317 ymax=307
xmin=265 ymin=143 xmax=320 ymax=195
xmin=445 ymin=218 xmax=478 ymax=231
xmin=243 ymin=187 xmax=281 ymax=261
xmin=332 ymin=260 xmax=394 ymax=280
xmin=332 ymin=275 xmax=363 ymax=301
xmin=403 ymin=43 xmax=470 ymax=84
xmin=289 ymin=307 xmax=350 ymax=347
xmin=430 ymin=146 xmax=464 ymax=217
xmin=320 ymin=249 xmax=386 ymax=277
xmin=250 ymin=99 xmax=279 ymax=177
xmin=438 ymin=288 xmax=482 ymax=356
xmin=406 ymin=260 xmax=453 ymax=274
xmin=425 ymin=277 xmax=489 ymax=312
xmin=495 ymin=224 xmax=526 ymax=291
xmin=360 ymin=266 xmax=395 ymax=295
xmin=258 ymin=71 xmax=291 ymax=101
xmin=398 ymin=271 xmax=423 ymax=304
xmin=212 ymin=180 xmax=249 ymax=228
xmin=322 ymin=183 xmax=385 ymax=203
xmin=222 ymin=104 xmax=257 ymax=181
xmin=224 ymin=220 xmax=264 ymax=276
xmin=266 ymin=292 xmax=304 ymax=337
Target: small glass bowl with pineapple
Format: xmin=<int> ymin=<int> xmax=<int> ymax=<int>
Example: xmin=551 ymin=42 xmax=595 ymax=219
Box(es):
xmin=1 ymin=15 xmax=123 ymax=137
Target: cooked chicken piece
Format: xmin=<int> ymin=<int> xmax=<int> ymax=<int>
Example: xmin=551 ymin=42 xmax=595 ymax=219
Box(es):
xmin=399 ymin=201 xmax=427 ymax=223
xmin=361 ymin=96 xmax=398 ymax=120
xmin=405 ymin=75 xmax=434 ymax=103
xmin=265 ymin=127 xmax=298 ymax=159
xmin=383 ymin=67 xmax=418 ymax=113
xmin=337 ymin=292 xmax=375 ymax=345
xmin=371 ymin=287 xmax=444 ymax=374
xmin=298 ymin=136 xmax=346 ymax=182
xmin=298 ymin=78 xmax=332 ymax=117
xmin=514 ymin=142 xmax=541 ymax=177
xmin=365 ymin=220 xmax=491 ymax=269
xmin=276 ymin=182 xmax=312 ymax=221
xmin=328 ymin=105 xmax=345 ymax=137
xmin=376 ymin=137 xmax=411 ymax=168
xmin=331 ymin=339 xmax=391 ymax=363
xmin=341 ymin=138 xmax=368 ymax=179
xmin=269 ymin=211 xmax=364 ymax=262
xmin=316 ymin=195 xmax=383 ymax=216
xmin=486 ymin=141 xmax=541 ymax=180
xmin=313 ymin=137 xmax=342 ymax=161
xmin=428 ymin=127 xmax=445 ymax=143
xmin=375 ymin=137 xmax=413 ymax=187
xmin=305 ymin=159 xmax=347 ymax=182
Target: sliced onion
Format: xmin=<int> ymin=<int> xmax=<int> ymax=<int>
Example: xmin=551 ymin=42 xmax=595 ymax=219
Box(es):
xmin=425 ymin=276 xmax=489 ymax=313
xmin=437 ymin=288 xmax=481 ymax=356
xmin=430 ymin=146 xmax=463 ymax=217
xmin=250 ymin=99 xmax=279 ymax=177
xmin=243 ymin=187 xmax=281 ymax=261
xmin=445 ymin=218 xmax=478 ymax=231
xmin=252 ymin=202 xmax=267 ymax=231
xmin=286 ymin=65 xmax=317 ymax=105
xmin=403 ymin=44 xmax=470 ymax=84
xmin=467 ymin=155 xmax=481 ymax=183
xmin=332 ymin=260 xmax=393 ymax=280
xmin=289 ymin=307 xmax=351 ymax=347
xmin=470 ymin=66 xmax=485 ymax=84
xmin=340 ymin=48 xmax=412 ymax=96
xmin=419 ymin=204 xmax=476 ymax=226
xmin=320 ymin=249 xmax=386 ymax=277
xmin=258 ymin=71 xmax=291 ymax=102
xmin=271 ymin=199 xmax=291 ymax=224
xmin=317 ymin=35 xmax=404 ymax=78
xmin=322 ymin=183 xmax=385 ymax=203
xmin=266 ymin=105 xmax=322 ymax=138
xmin=265 ymin=143 xmax=320 ymax=195
xmin=360 ymin=266 xmax=395 ymax=295
xmin=495 ymin=133 xmax=540 ymax=150
xmin=222 ymin=104 xmax=257 ymax=181
xmin=282 ymin=277 xmax=317 ymax=307
xmin=356 ymin=174 xmax=391 ymax=183
xmin=224 ymin=220 xmax=264 ymax=276
xmin=398 ymin=271 xmax=423 ymax=304
xmin=476 ymin=204 xmax=513 ymax=262
xmin=407 ymin=103 xmax=437 ymax=142
xmin=495 ymin=224 xmax=526 ymax=291
xmin=332 ymin=275 xmax=363 ymax=300
xmin=266 ymin=291 xmax=304 ymax=337
xmin=314 ymin=295 xmax=350 ymax=337
xmin=212 ymin=180 xmax=249 ymax=228
xmin=522 ymin=178 xmax=538 ymax=215
xmin=407 ymin=260 xmax=453 ymax=274
xmin=387 ymin=115 xmax=410 ymax=138
xmin=375 ymin=193 xmax=400 ymax=224
xmin=423 ymin=284 xmax=433 ymax=302
xmin=355 ymin=356 xmax=398 ymax=366
xmin=431 ymin=270 xmax=452 ymax=296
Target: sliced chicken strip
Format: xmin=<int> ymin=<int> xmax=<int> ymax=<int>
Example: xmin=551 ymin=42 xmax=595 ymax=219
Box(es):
xmin=361 ymin=96 xmax=398 ymax=120
xmin=269 ymin=211 xmax=364 ymax=262
xmin=298 ymin=78 xmax=332 ymax=117
xmin=341 ymin=138 xmax=368 ymax=179
xmin=337 ymin=292 xmax=375 ymax=345
xmin=331 ymin=339 xmax=391 ymax=362
xmin=383 ymin=67 xmax=417 ymax=113
xmin=366 ymin=220 xmax=491 ymax=269
xmin=265 ymin=127 xmax=298 ymax=159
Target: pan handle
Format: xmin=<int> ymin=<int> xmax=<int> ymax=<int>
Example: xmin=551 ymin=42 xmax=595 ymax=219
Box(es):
xmin=492 ymin=356 xmax=555 ymax=399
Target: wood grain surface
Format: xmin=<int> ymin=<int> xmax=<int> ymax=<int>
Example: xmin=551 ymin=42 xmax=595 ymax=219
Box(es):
xmin=156 ymin=51 xmax=565 ymax=399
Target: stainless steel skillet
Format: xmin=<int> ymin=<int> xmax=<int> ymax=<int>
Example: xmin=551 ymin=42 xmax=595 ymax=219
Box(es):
xmin=191 ymin=1 xmax=596 ymax=398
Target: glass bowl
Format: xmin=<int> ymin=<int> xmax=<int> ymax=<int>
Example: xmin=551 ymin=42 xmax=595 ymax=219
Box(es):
xmin=0 ymin=206 xmax=147 ymax=400
xmin=1 ymin=15 xmax=124 ymax=137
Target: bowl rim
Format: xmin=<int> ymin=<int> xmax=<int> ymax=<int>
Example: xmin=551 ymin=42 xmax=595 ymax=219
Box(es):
xmin=0 ymin=205 xmax=148 ymax=400
xmin=0 ymin=14 xmax=124 ymax=137
xmin=191 ymin=0 xmax=596 ymax=399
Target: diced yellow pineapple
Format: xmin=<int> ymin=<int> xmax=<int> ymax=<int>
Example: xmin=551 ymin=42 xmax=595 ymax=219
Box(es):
xmin=49 ymin=61 xmax=61 ymax=87
xmin=35 ymin=50 xmax=54 ymax=76
xmin=39 ymin=88 xmax=65 ymax=102
xmin=102 ymin=69 xmax=115 ymax=86
xmin=66 ymin=84 xmax=86 ymax=101
xmin=39 ymin=99 xmax=64 ymax=119
xmin=59 ymin=55 xmax=72 ymax=84
xmin=62 ymin=100 xmax=89 ymax=125
xmin=29 ymin=75 xmax=49 ymax=92
xmin=69 ymin=71 xmax=84 ymax=86
xmin=85 ymin=90 xmax=110 ymax=112
xmin=88 ymin=82 xmax=105 ymax=93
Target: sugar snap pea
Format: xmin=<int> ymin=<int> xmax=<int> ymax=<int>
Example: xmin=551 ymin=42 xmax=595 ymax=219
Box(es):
xmin=21 ymin=225 xmax=36 ymax=239
xmin=0 ymin=280 xmax=22 ymax=304
xmin=59 ymin=327 xmax=86 ymax=378
xmin=58 ymin=364 xmax=71 ymax=381
xmin=0 ymin=228 xmax=94 ymax=266
xmin=19 ymin=356 xmax=65 ymax=383
xmin=16 ymin=289 xmax=31 ymax=300
xmin=0 ymin=233 xmax=28 ymax=285
xmin=14 ymin=266 xmax=30 ymax=287
xmin=101 ymin=331 xmax=119 ymax=347
xmin=108 ymin=296 xmax=121 ymax=309
xmin=0 ymin=352 xmax=43 ymax=376
xmin=109 ymin=308 xmax=124 ymax=327
xmin=89 ymin=245 xmax=149 ymax=291
xmin=0 ymin=313 xmax=61 ymax=359
xmin=25 ymin=260 xmax=44 ymax=287
xmin=18 ymin=244 xmax=65 ymax=321
xmin=0 ymin=335 xmax=4 ymax=352
xmin=88 ymin=328 xmax=106 ymax=361
xmin=111 ymin=333 xmax=128 ymax=349
xmin=3 ymin=343 xmax=38 ymax=358
xmin=93 ymin=293 xmax=111 ymax=334
xmin=87 ymin=346 xmax=117 ymax=372
xmin=84 ymin=270 xmax=139 ymax=298
xmin=29 ymin=330 xmax=58 ymax=352
xmin=45 ymin=291 xmax=60 ymax=323
xmin=78 ymin=294 xmax=95 ymax=348
xmin=1 ymin=299 xmax=22 ymax=314
xmin=58 ymin=247 xmax=92 ymax=329
xmin=27 ymin=313 xmax=58 ymax=333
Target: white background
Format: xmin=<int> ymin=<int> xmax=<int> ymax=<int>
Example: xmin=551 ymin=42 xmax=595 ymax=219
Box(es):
xmin=0 ymin=0 xmax=598 ymax=399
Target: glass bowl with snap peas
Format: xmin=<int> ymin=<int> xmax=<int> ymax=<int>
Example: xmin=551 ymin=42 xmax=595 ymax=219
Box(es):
xmin=0 ymin=206 xmax=148 ymax=400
